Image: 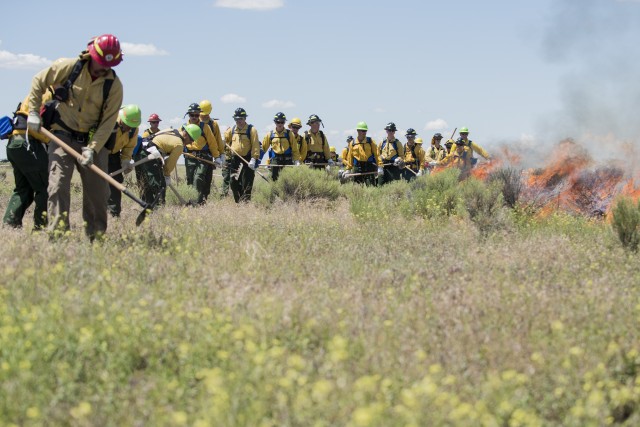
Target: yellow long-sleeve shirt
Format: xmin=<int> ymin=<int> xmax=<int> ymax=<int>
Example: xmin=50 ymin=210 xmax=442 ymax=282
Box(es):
xmin=345 ymin=137 xmax=382 ymax=170
xmin=425 ymin=144 xmax=447 ymax=163
xmin=456 ymin=138 xmax=490 ymax=160
xmin=150 ymin=130 xmax=185 ymax=177
xmin=12 ymin=94 xmax=51 ymax=143
xmin=224 ymin=124 xmax=260 ymax=159
xmin=200 ymin=116 xmax=224 ymax=155
xmin=378 ymin=138 xmax=405 ymax=162
xmin=304 ymin=131 xmax=331 ymax=160
xmin=185 ymin=121 xmax=220 ymax=157
xmin=262 ymin=129 xmax=300 ymax=161
xmin=110 ymin=122 xmax=138 ymax=162
xmin=293 ymin=132 xmax=307 ymax=161
xmin=28 ymin=54 xmax=123 ymax=152
xmin=341 ymin=146 xmax=350 ymax=167
xmin=403 ymin=143 xmax=426 ymax=171
xmin=142 ymin=128 xmax=160 ymax=139
xmin=438 ymin=146 xmax=473 ymax=169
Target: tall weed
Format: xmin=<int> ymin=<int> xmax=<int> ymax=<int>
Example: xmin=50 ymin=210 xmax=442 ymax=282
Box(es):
xmin=611 ymin=197 xmax=640 ymax=252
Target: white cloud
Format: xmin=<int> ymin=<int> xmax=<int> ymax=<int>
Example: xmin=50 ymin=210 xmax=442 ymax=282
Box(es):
xmin=215 ymin=0 xmax=284 ymax=10
xmin=262 ymin=99 xmax=295 ymax=109
xmin=373 ymin=107 xmax=386 ymax=113
xmin=424 ymin=118 xmax=448 ymax=131
xmin=0 ymin=41 xmax=50 ymax=69
xmin=121 ymin=42 xmax=169 ymax=56
xmin=221 ymin=93 xmax=247 ymax=104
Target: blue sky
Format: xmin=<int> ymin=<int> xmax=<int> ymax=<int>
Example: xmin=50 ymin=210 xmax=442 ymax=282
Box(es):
xmin=2 ymin=0 xmax=639 ymax=164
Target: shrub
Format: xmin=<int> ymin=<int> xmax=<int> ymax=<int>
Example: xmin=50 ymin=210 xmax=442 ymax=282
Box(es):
xmin=488 ymin=167 xmax=524 ymax=209
xmin=611 ymin=197 xmax=640 ymax=252
xmin=459 ymin=178 xmax=507 ymax=237
xmin=348 ymin=180 xmax=410 ymax=221
xmin=255 ymin=167 xmax=341 ymax=206
xmin=409 ymin=168 xmax=462 ymax=219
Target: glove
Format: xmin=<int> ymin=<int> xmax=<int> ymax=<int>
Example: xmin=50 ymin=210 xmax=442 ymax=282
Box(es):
xmin=377 ymin=167 xmax=384 ymax=176
xmin=328 ymin=159 xmax=335 ymax=166
xmin=248 ymin=158 xmax=257 ymax=170
xmin=80 ymin=147 xmax=94 ymax=167
xmin=393 ymin=157 xmax=401 ymax=166
xmin=147 ymin=148 xmax=162 ymax=160
xmin=219 ymin=153 xmax=226 ymax=164
xmin=214 ymin=156 xmax=223 ymax=167
xmin=165 ymin=175 xmax=171 ymax=186
xmin=27 ymin=112 xmax=41 ymax=133
xmin=294 ymin=160 xmax=301 ymax=166
xmin=428 ymin=161 xmax=437 ymax=167
xmin=121 ymin=159 xmax=134 ymax=174
xmin=417 ymin=170 xmax=423 ymax=177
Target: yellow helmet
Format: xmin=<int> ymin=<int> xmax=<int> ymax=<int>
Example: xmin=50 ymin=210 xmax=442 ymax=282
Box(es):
xmin=199 ymin=99 xmax=212 ymax=115
xmin=330 ymin=146 xmax=336 ymax=153
xmin=415 ymin=137 xmax=424 ymax=144
xmin=289 ymin=117 xmax=302 ymax=128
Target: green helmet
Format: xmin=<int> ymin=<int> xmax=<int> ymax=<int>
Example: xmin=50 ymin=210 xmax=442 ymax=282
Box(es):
xmin=119 ymin=104 xmax=142 ymax=128
xmin=459 ymin=126 xmax=469 ymax=133
xmin=183 ymin=123 xmax=202 ymax=142
xmin=356 ymin=121 xmax=368 ymax=131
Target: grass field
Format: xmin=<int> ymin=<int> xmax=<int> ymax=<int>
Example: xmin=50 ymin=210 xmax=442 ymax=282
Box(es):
xmin=1 ymin=165 xmax=640 ymax=426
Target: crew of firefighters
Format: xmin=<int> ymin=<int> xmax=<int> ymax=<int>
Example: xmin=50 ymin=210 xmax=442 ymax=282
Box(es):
xmin=1 ymin=33 xmax=491 ymax=238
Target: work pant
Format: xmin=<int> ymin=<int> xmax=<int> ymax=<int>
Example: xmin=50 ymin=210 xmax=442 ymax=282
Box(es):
xmin=270 ymin=154 xmax=292 ymax=181
xmin=229 ymin=155 xmax=255 ymax=203
xmin=403 ymin=167 xmax=419 ymax=182
xmin=107 ymin=153 xmax=123 ymax=217
xmin=47 ymin=130 xmax=109 ymax=239
xmin=353 ymin=161 xmax=377 ymax=186
xmin=134 ymin=151 xmax=165 ymax=207
xmin=378 ymin=163 xmax=402 ymax=186
xmin=192 ymin=153 xmax=213 ymax=204
xmin=221 ymin=156 xmax=232 ymax=198
xmin=305 ymin=153 xmax=326 ymax=170
xmin=184 ymin=153 xmax=197 ymax=186
xmin=3 ymin=134 xmax=48 ymax=230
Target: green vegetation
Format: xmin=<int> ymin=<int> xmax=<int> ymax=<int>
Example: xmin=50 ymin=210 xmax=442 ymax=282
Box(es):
xmin=1 ymin=168 xmax=639 ymax=426
xmin=612 ymin=197 xmax=640 ymax=252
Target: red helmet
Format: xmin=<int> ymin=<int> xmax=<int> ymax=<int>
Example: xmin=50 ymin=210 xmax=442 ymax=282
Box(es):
xmin=148 ymin=113 xmax=162 ymax=122
xmin=88 ymin=34 xmax=123 ymax=67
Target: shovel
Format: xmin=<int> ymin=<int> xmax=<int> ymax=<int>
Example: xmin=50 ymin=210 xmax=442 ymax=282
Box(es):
xmin=42 ymin=128 xmax=155 ymax=226
xmin=225 ymin=143 xmax=270 ymax=183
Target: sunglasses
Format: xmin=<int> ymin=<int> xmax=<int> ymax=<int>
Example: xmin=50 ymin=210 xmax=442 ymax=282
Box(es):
xmin=275 ymin=121 xmax=285 ymax=124
xmin=189 ymin=113 xmax=199 ymax=118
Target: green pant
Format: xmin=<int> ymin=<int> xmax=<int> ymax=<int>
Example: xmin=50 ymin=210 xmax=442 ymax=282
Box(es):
xmin=378 ymin=164 xmax=402 ymax=186
xmin=192 ymin=153 xmax=213 ymax=204
xmin=221 ymin=157 xmax=232 ymax=198
xmin=3 ymin=135 xmax=48 ymax=229
xmin=353 ymin=161 xmax=377 ymax=186
xmin=184 ymin=153 xmax=197 ymax=186
xmin=107 ymin=153 xmax=123 ymax=217
xmin=229 ymin=155 xmax=255 ymax=203
xmin=134 ymin=151 xmax=165 ymax=207
xmin=270 ymin=154 xmax=292 ymax=181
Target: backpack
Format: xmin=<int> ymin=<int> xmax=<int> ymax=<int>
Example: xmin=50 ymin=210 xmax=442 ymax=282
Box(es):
xmin=0 ymin=116 xmax=13 ymax=140
xmin=380 ymin=138 xmax=399 ymax=160
xmin=230 ymin=124 xmax=261 ymax=159
xmin=351 ymin=137 xmax=376 ymax=165
xmin=269 ymin=129 xmax=292 ymax=156
xmin=41 ymin=59 xmax=115 ymax=131
xmin=304 ymin=130 xmax=326 ymax=151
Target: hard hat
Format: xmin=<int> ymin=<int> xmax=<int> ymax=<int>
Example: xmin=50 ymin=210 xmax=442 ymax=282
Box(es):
xmin=433 ymin=133 xmax=443 ymax=139
xmin=187 ymin=103 xmax=201 ymax=114
xmin=183 ymin=123 xmax=202 ymax=142
xmin=459 ymin=127 xmax=469 ymax=133
xmin=274 ymin=112 xmax=286 ymax=123
xmin=307 ymin=114 xmax=322 ymax=125
xmin=289 ymin=117 xmax=302 ymax=128
xmin=233 ymin=108 xmax=247 ymax=119
xmin=88 ymin=34 xmax=123 ymax=68
xmin=406 ymin=128 xmax=417 ymax=137
xmin=445 ymin=139 xmax=455 ymax=147
xmin=384 ymin=122 xmax=397 ymax=131
xmin=199 ymin=100 xmax=212 ymax=115
xmin=330 ymin=146 xmax=336 ymax=153
xmin=415 ymin=137 xmax=424 ymax=144
xmin=148 ymin=113 xmax=162 ymax=122
xmin=356 ymin=121 xmax=368 ymax=131
xmin=119 ymin=104 xmax=142 ymax=128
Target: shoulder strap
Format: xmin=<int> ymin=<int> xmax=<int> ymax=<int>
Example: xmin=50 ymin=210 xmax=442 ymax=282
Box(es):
xmin=60 ymin=59 xmax=88 ymax=100
xmin=247 ymin=124 xmax=253 ymax=137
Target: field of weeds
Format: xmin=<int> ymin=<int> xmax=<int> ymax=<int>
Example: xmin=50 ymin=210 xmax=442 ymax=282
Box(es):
xmin=1 ymin=165 xmax=640 ymax=426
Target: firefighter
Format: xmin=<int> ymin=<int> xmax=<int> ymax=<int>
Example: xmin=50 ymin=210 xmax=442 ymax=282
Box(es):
xmin=183 ymin=102 xmax=221 ymax=204
xmin=402 ymin=128 xmax=426 ymax=180
xmin=107 ymin=104 xmax=141 ymax=217
xmin=378 ymin=122 xmax=405 ymax=185
xmin=26 ymin=34 xmax=124 ymax=240
xmin=430 ymin=140 xmax=473 ymax=179
xmin=288 ymin=117 xmax=306 ymax=162
xmin=3 ymin=94 xmax=51 ymax=230
xmin=303 ymin=114 xmax=332 ymax=169
xmin=142 ymin=113 xmax=161 ymax=138
xmin=136 ymin=124 xmax=202 ymax=206
xmin=341 ymin=136 xmax=353 ymax=168
xmin=262 ymin=112 xmax=300 ymax=181
xmin=455 ymin=127 xmax=490 ymax=165
xmin=223 ymin=108 xmax=260 ymax=203
xmin=344 ymin=122 xmax=383 ymax=185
